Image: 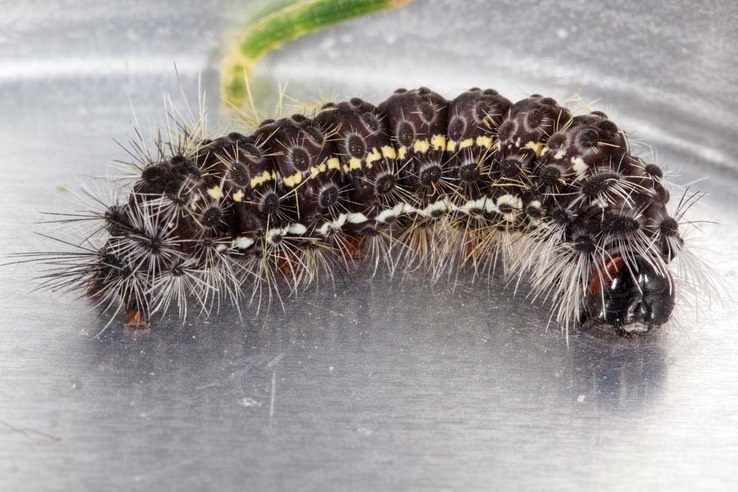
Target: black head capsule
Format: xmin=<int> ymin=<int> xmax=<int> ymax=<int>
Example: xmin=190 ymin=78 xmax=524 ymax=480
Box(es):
xmin=581 ymin=256 xmax=675 ymax=336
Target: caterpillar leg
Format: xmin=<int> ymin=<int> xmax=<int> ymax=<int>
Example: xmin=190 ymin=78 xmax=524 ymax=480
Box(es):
xmin=125 ymin=299 xmax=150 ymax=330
xmin=342 ymin=234 xmax=366 ymax=259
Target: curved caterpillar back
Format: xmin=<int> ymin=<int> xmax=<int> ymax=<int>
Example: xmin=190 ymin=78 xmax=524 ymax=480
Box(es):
xmin=42 ymin=87 xmax=690 ymax=336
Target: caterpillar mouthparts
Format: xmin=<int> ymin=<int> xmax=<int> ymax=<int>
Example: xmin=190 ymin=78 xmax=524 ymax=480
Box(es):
xmin=40 ymin=86 xmax=691 ymax=337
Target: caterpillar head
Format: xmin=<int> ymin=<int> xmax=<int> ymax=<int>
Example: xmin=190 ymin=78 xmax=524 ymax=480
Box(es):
xmin=581 ymin=255 xmax=675 ymax=336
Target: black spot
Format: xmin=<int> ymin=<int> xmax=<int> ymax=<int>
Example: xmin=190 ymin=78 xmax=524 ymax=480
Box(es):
xmin=418 ymin=87 xmax=431 ymax=95
xmin=382 ymin=214 xmax=397 ymax=225
xmin=602 ymin=213 xmax=640 ymax=234
xmin=581 ymin=173 xmax=618 ymax=198
xmin=497 ymin=120 xmax=516 ymax=141
xmin=350 ymin=97 xmax=364 ymax=106
xmin=259 ymin=119 xmax=275 ymax=126
xmin=578 ymin=128 xmax=600 ymax=147
xmin=419 ymin=102 xmax=435 ymax=122
xmin=591 ymin=110 xmax=608 ymax=118
xmin=483 ymin=89 xmax=499 ymax=96
xmin=397 ymin=122 xmax=415 ymax=147
xmin=546 ymin=132 xmax=567 ymax=149
xmin=100 ymin=248 xmax=123 ymax=267
xmin=261 ymin=192 xmax=279 ymax=215
xmin=420 ymin=165 xmax=441 ymax=186
xmin=104 ymin=205 xmax=126 ymax=230
xmin=290 ymin=147 xmax=311 ymax=171
xmin=321 ymin=102 xmax=336 ymax=109
xmin=458 ymin=163 xmax=479 ymax=183
xmin=201 ymin=206 xmax=223 ymax=228
xmin=645 ymin=163 xmax=664 ymax=178
xmin=376 ymin=174 xmax=396 ymax=195
xmin=540 ymin=97 xmax=557 ymax=106
xmin=319 ymin=185 xmax=339 ymax=208
xmin=497 ymin=202 xmax=514 ymax=214
xmin=141 ymin=165 xmax=164 ymax=184
xmin=448 ymin=117 xmax=466 ymax=140
xmin=394 ymin=88 xmax=407 ymax=93
xmin=660 ymin=217 xmax=679 ymax=237
xmin=305 ymin=126 xmax=324 ymax=144
xmin=539 ymin=165 xmax=561 ymax=186
xmin=346 ymin=134 xmax=367 ymax=159
xmin=527 ymin=108 xmax=543 ymax=128
xmin=574 ymin=236 xmax=596 ymax=254
xmin=429 ymin=208 xmax=445 ymax=219
xmin=291 ymin=113 xmax=307 ymax=123
xmin=230 ymin=162 xmax=249 ymax=186
xmin=170 ymin=262 xmax=186 ymax=276
xmin=499 ymin=159 xmax=520 ymax=178
xmin=139 ymin=235 xmax=162 ymax=255
xmin=526 ymin=204 xmax=544 ymax=219
xmin=550 ymin=208 xmax=571 ymax=226
xmin=98 ymin=248 xmax=131 ymax=282
xmin=199 ymin=138 xmax=213 ymax=146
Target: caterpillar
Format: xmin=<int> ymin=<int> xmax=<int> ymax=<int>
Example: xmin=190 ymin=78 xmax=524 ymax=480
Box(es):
xmin=39 ymin=86 xmax=695 ymax=337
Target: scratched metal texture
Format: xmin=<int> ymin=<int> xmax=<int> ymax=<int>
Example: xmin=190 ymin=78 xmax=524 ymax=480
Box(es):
xmin=1 ymin=1 xmax=737 ymax=490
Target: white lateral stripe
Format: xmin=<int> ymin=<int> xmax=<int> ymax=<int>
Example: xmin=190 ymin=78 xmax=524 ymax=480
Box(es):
xmin=420 ymin=200 xmax=449 ymax=217
xmin=376 ymin=203 xmax=405 ymax=223
xmin=287 ymin=223 xmax=307 ymax=235
xmin=346 ymin=212 xmax=369 ymax=224
xmin=459 ymin=197 xmax=487 ymax=213
xmin=256 ymin=193 xmax=527 ymax=243
xmin=233 ymin=236 xmax=255 ymax=250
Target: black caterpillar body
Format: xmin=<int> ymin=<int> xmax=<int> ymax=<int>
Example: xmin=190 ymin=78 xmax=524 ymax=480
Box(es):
xmin=49 ymin=87 xmax=685 ymax=335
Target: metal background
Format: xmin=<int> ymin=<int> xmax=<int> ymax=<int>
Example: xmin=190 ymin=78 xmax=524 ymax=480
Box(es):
xmin=1 ymin=0 xmax=737 ymax=490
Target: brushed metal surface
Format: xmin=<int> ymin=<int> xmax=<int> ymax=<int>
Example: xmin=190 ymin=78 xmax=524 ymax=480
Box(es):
xmin=1 ymin=1 xmax=737 ymax=490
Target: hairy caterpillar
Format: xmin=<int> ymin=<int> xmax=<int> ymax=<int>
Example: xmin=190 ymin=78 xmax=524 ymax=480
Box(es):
xmin=39 ymin=86 xmax=695 ymax=336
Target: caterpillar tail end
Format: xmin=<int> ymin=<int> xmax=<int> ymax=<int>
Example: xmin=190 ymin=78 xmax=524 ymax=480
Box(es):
xmin=580 ymin=256 xmax=675 ymax=337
